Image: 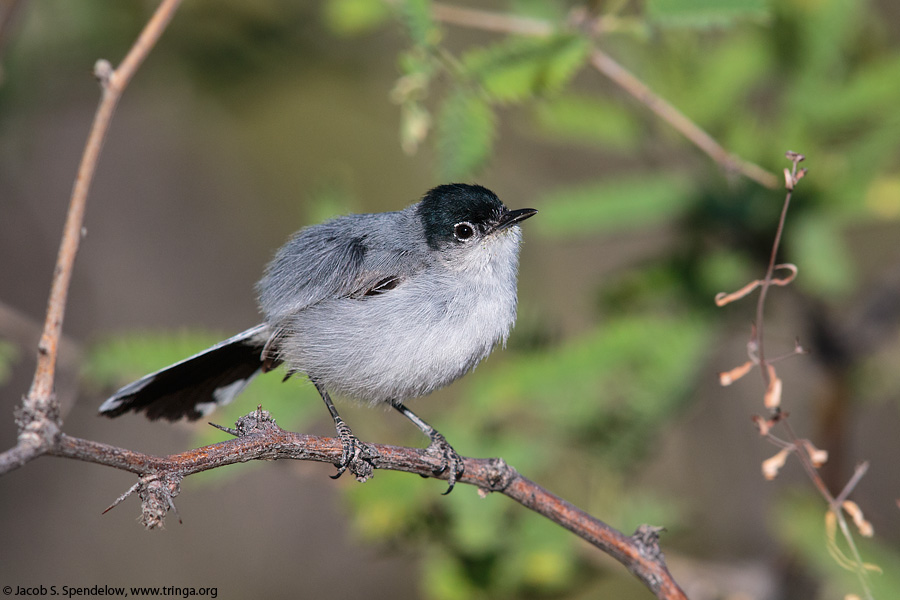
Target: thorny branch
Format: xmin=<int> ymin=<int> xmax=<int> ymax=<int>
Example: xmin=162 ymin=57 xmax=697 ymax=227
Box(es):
xmin=0 ymin=3 xmax=688 ymax=598
xmin=716 ymin=153 xmax=876 ymax=599
xmin=46 ymin=407 xmax=687 ymax=599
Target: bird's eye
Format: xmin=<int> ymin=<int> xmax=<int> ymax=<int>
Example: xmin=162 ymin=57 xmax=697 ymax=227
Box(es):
xmin=453 ymin=222 xmax=475 ymax=241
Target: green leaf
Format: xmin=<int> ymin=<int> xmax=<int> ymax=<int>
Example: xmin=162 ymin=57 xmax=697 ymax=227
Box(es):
xmin=534 ymin=174 xmax=695 ymax=237
xmin=435 ymin=90 xmax=496 ymax=180
xmin=647 ymin=0 xmax=770 ymax=27
xmin=394 ymin=49 xmax=438 ymax=154
xmin=806 ymin=55 xmax=900 ymax=127
xmin=532 ymin=94 xmax=641 ymax=150
xmin=462 ymin=35 xmax=590 ymax=104
xmin=677 ymin=35 xmax=769 ymax=126
xmin=399 ymin=100 xmax=432 ymax=154
xmin=400 ymin=0 xmax=438 ymax=47
xmin=322 ymin=0 xmax=391 ymax=35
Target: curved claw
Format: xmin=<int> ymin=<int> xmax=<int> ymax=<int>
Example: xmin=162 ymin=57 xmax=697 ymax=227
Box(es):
xmin=427 ymin=431 xmax=464 ymax=494
xmin=331 ymin=417 xmax=375 ymax=481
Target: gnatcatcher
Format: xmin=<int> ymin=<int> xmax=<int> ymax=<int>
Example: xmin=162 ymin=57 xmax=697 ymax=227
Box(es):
xmin=100 ymin=183 xmax=536 ymax=491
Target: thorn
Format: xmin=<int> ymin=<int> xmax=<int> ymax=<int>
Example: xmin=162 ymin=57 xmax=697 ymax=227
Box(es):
xmin=208 ymin=421 xmax=239 ymax=437
xmin=166 ymin=493 xmax=183 ymax=525
xmin=102 ymin=481 xmax=141 ymax=515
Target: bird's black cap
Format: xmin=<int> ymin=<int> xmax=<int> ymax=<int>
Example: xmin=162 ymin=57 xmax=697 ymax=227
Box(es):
xmin=418 ymin=184 xmax=536 ymax=249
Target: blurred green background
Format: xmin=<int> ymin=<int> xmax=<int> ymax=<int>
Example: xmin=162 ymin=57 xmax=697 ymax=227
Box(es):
xmin=2 ymin=0 xmax=900 ymax=598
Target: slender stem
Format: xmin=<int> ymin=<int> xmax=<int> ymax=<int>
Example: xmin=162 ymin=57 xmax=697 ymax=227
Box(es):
xmin=778 ymin=418 xmax=833 ymax=502
xmin=588 ymin=49 xmax=779 ymax=189
xmin=28 ymin=0 xmax=183 ymax=403
xmin=756 ymin=191 xmax=791 ymax=385
xmin=755 ymin=164 xmax=797 ymax=385
xmin=432 ymin=2 xmax=553 ymax=36
xmin=0 ymin=0 xmax=184 ymax=477
xmin=29 ymin=0 xmax=182 ymax=403
xmin=836 ymin=462 xmax=869 ymax=506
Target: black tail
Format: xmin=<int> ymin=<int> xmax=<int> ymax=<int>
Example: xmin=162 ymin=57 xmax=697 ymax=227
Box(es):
xmin=99 ymin=325 xmax=270 ymax=421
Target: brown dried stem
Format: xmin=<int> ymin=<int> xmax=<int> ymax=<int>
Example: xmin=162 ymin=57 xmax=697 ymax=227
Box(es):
xmin=754 ymin=153 xmax=806 ymax=386
xmin=721 ymin=153 xmax=873 ymax=598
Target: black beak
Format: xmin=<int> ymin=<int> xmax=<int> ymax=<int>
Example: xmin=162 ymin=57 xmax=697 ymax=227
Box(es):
xmin=494 ymin=207 xmax=538 ymax=233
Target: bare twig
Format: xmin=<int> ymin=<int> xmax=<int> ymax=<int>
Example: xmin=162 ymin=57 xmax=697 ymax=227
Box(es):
xmin=28 ymin=0 xmax=182 ymax=401
xmin=836 ymin=462 xmax=870 ymax=506
xmin=0 ymin=0 xmax=183 ymax=476
xmin=587 ymin=49 xmax=779 ymax=189
xmin=428 ymin=2 xmax=779 ymax=189
xmin=432 ymin=2 xmax=553 ymax=36
xmin=46 ymin=408 xmax=686 ymax=599
xmin=754 ymin=152 xmax=806 ymax=384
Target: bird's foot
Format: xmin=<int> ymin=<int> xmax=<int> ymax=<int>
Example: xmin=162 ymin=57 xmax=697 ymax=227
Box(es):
xmin=332 ymin=417 xmax=376 ymax=482
xmin=425 ymin=430 xmax=464 ymax=495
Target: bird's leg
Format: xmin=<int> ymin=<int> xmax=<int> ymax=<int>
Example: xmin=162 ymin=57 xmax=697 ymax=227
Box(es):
xmin=393 ymin=402 xmax=463 ymax=494
xmin=312 ymin=380 xmax=374 ymax=481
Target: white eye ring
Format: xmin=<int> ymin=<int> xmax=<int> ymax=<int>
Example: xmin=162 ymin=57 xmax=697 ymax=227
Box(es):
xmin=453 ymin=222 xmax=475 ymax=241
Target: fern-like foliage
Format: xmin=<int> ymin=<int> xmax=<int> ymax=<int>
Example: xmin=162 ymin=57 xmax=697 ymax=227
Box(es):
xmin=436 ymin=89 xmax=496 ymax=181
xmin=462 ymin=34 xmax=590 ymax=105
